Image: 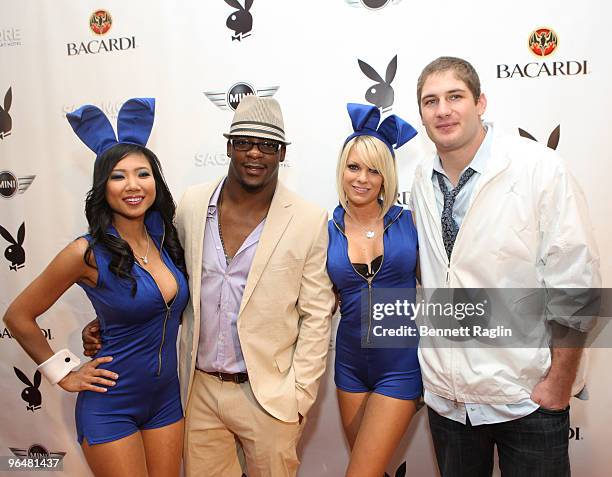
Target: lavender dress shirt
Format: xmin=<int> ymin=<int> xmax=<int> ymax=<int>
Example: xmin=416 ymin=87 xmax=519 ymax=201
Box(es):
xmin=196 ymin=179 xmax=264 ymax=374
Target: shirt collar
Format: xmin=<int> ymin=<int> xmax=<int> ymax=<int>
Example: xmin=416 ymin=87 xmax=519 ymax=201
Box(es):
xmin=207 ymin=177 xmax=227 ymax=216
xmin=432 ymin=122 xmax=493 ymax=179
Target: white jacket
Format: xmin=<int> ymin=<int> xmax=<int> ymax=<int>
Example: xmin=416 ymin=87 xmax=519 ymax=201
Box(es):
xmin=411 ymin=125 xmax=600 ymax=404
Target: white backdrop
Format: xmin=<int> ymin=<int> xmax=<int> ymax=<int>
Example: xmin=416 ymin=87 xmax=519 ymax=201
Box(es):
xmin=1 ymin=1 xmax=611 ymax=476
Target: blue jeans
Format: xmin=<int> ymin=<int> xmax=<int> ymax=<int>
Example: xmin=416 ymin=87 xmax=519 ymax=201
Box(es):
xmin=427 ymin=406 xmax=570 ymax=477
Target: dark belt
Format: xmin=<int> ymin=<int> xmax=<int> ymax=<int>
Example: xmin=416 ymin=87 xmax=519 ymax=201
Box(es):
xmin=204 ymin=370 xmax=249 ymax=384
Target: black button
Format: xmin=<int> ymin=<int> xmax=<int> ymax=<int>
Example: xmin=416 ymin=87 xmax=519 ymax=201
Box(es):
xmin=65 ymin=357 xmax=71 ymax=362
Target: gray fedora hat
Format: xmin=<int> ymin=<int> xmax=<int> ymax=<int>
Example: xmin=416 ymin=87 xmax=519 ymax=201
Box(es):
xmin=223 ymin=95 xmax=290 ymax=145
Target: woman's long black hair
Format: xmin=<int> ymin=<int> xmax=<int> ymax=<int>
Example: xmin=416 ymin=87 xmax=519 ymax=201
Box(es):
xmin=84 ymin=143 xmax=187 ymax=295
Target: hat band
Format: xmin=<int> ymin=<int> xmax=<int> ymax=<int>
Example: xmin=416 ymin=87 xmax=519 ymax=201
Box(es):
xmin=229 ymin=126 xmax=285 ymax=141
xmin=231 ymin=120 xmax=285 ymax=134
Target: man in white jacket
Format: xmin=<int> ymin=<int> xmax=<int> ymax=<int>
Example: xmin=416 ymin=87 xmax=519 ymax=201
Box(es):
xmin=410 ymin=56 xmax=600 ymax=477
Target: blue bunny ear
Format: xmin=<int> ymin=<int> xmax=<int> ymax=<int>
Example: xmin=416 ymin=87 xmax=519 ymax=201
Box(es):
xmin=378 ymin=114 xmax=417 ymax=149
xmin=117 ymin=98 xmax=155 ymax=147
xmin=66 ymin=105 xmax=117 ymax=156
xmin=347 ymin=103 xmax=380 ymax=133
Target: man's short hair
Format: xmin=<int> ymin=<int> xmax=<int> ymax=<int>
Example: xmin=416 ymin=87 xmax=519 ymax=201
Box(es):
xmin=416 ymin=57 xmax=481 ymax=114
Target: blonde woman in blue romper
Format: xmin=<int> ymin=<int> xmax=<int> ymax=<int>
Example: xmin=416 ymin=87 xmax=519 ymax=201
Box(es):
xmin=327 ymin=104 xmax=422 ymax=476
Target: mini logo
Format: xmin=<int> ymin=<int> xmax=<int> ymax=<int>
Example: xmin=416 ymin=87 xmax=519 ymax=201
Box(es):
xmin=89 ymin=10 xmax=113 ymax=36
xmin=0 ymin=87 xmax=12 ymax=139
xmin=0 ymin=171 xmax=36 ymax=199
xmin=13 ymin=367 xmax=42 ymax=412
xmin=358 ymin=55 xmax=397 ymax=112
xmin=529 ymin=28 xmax=558 ymax=57
xmin=346 ymin=0 xmax=402 ymax=9
xmin=0 ymin=222 xmax=25 ymax=270
xmin=9 ymin=444 xmax=65 ymax=461
xmin=518 ymin=125 xmax=560 ymax=150
xmin=0 ymin=27 xmax=22 ymax=48
xmin=385 ymin=461 xmax=406 ymax=477
xmin=204 ymin=82 xmax=279 ymax=111
xmin=225 ymin=0 xmax=253 ymax=41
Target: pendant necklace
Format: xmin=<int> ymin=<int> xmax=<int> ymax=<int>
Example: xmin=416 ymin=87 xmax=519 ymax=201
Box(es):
xmin=351 ymin=217 xmax=380 ymax=239
xmin=137 ymin=230 xmax=151 ymax=265
xmin=217 ymin=186 xmax=232 ymax=265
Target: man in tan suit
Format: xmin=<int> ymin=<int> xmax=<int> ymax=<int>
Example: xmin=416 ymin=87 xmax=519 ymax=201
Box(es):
xmin=177 ymin=96 xmax=333 ymax=476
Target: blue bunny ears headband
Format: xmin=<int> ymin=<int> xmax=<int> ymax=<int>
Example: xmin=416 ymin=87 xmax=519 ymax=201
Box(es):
xmin=344 ymin=103 xmax=417 ymax=156
xmin=66 ymin=98 xmax=155 ymax=159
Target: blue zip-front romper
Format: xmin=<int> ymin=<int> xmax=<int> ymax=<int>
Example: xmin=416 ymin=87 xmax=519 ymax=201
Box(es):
xmin=327 ymin=205 xmax=422 ymax=400
xmin=75 ymin=211 xmax=189 ymax=445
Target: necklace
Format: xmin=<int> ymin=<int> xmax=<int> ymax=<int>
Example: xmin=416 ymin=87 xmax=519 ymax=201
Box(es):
xmin=137 ymin=230 xmax=151 ymax=265
xmin=350 ymin=215 xmax=381 ymax=239
xmin=218 ymin=214 xmax=231 ymax=265
xmin=217 ymin=188 xmax=232 ymax=265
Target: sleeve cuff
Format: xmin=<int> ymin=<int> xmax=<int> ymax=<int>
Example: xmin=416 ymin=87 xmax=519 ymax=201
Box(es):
xmin=37 ymin=349 xmax=81 ymax=384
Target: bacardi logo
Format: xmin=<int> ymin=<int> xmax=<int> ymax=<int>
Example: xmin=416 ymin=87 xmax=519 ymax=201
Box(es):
xmin=225 ymin=0 xmax=254 ymax=42
xmin=569 ymin=427 xmax=583 ymax=440
xmin=13 ymin=367 xmax=42 ymax=412
xmin=396 ymin=190 xmax=410 ymax=206
xmin=67 ymin=11 xmax=136 ymax=56
xmin=0 ymin=171 xmax=35 ymax=199
xmin=346 ymin=0 xmax=403 ymax=9
xmin=1 ymin=327 xmax=54 ymax=340
xmin=89 ymin=10 xmax=112 ymax=35
xmin=0 ymin=222 xmax=25 ymax=270
xmin=204 ymin=82 xmax=279 ymax=111
xmin=528 ymin=28 xmax=558 ymax=57
xmin=0 ymin=86 xmax=12 ymax=139
xmin=497 ymin=28 xmax=588 ymax=79
xmin=518 ymin=125 xmax=560 ymax=150
xmin=358 ymin=55 xmax=397 ymax=112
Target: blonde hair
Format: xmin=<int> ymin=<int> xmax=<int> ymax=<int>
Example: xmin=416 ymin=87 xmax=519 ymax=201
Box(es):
xmin=336 ymin=135 xmax=398 ymax=218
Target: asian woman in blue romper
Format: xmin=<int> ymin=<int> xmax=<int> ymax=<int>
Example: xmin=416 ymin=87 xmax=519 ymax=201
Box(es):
xmin=326 ymin=104 xmax=421 ymax=476
xmin=3 ymin=99 xmax=188 ymax=477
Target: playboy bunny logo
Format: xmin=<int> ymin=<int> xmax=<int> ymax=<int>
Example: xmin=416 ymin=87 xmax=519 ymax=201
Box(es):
xmin=0 ymin=222 xmax=26 ymax=270
xmin=225 ymin=0 xmax=254 ymax=41
xmin=0 ymin=87 xmax=12 ymax=139
xmin=14 ymin=367 xmax=42 ymax=412
xmin=384 ymin=461 xmax=406 ymax=477
xmin=358 ymin=55 xmax=397 ymax=112
xmin=518 ymin=125 xmax=560 ymax=150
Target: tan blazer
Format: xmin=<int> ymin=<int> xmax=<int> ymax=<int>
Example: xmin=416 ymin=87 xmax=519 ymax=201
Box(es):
xmin=175 ymin=178 xmax=334 ymax=422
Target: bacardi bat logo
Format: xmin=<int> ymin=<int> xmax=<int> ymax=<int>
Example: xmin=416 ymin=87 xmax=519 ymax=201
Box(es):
xmin=89 ymin=10 xmax=112 ymax=36
xmin=528 ymin=28 xmax=558 ymax=57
